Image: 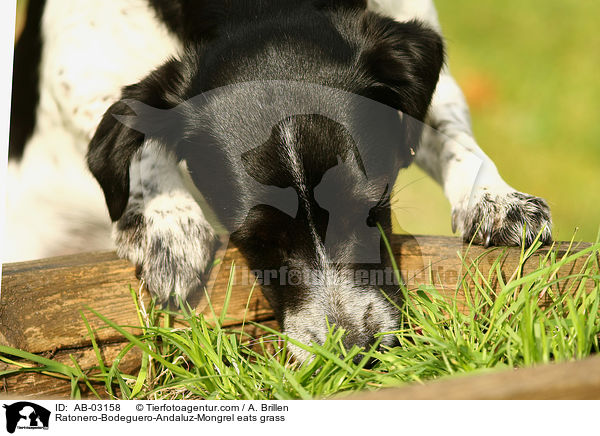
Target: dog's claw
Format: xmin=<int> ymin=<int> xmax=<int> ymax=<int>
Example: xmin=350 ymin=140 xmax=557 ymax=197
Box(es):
xmin=456 ymin=191 xmax=552 ymax=247
xmin=135 ymin=264 xmax=143 ymax=280
xmin=451 ymin=210 xmax=458 ymax=234
xmin=484 ymin=233 xmax=492 ymax=248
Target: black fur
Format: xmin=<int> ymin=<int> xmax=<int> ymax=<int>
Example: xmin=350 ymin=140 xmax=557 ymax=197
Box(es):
xmin=88 ymin=1 xmax=444 ymax=222
xmin=87 ymin=0 xmax=444 ymax=350
xmin=9 ymin=0 xmax=46 ymax=160
xmin=87 ymin=58 xmax=191 ymax=220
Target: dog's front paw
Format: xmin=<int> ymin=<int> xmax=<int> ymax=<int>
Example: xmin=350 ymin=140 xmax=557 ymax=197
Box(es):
xmin=114 ymin=197 xmax=218 ymax=304
xmin=453 ymin=189 xmax=552 ymax=247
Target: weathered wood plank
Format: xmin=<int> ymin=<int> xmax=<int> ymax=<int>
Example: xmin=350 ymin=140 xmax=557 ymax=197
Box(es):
xmin=0 ymin=320 xmax=279 ymax=399
xmin=0 ymin=342 xmax=142 ymax=399
xmin=1 ymin=235 xmax=594 ymax=355
xmin=0 ymin=235 xmax=597 ymax=399
xmin=391 ymin=235 xmax=595 ymax=312
xmin=343 ymin=354 xmax=600 ymax=400
xmin=0 ymin=244 xmax=274 ymax=354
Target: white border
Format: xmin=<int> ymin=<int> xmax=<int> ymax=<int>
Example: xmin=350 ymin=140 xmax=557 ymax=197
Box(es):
xmin=0 ymin=400 xmax=597 ymax=435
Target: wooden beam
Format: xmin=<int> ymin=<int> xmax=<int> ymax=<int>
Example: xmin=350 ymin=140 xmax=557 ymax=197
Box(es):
xmin=342 ymin=354 xmax=600 ymax=400
xmin=0 ymin=320 xmax=279 ymax=399
xmin=0 ymin=235 xmax=595 ymax=398
xmin=0 ymin=235 xmax=593 ymax=354
xmin=0 ymin=343 xmax=142 ymax=399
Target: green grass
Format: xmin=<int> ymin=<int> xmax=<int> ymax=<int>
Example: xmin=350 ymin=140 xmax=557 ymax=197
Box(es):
xmin=2 ymin=234 xmax=599 ymax=399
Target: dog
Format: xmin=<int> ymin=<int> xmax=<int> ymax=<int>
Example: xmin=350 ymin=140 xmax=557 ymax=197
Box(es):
xmin=6 ymin=0 xmax=552 ymax=360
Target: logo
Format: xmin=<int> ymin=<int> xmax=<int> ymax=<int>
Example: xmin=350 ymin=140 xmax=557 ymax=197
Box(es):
xmin=120 ymin=80 xmax=431 ymax=267
xmin=2 ymin=402 xmax=50 ymax=434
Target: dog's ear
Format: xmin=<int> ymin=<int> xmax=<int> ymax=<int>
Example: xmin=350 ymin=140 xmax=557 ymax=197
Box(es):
xmin=361 ymin=16 xmax=445 ymax=121
xmin=87 ymin=58 xmax=187 ymax=221
xmin=87 ymin=101 xmax=144 ymax=221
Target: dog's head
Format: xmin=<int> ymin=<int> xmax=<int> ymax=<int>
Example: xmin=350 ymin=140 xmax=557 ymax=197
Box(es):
xmin=88 ymin=4 xmax=444 ymax=361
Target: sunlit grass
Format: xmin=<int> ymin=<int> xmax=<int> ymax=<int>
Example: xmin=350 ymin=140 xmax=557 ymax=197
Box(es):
xmin=1 ymin=234 xmax=599 ymax=399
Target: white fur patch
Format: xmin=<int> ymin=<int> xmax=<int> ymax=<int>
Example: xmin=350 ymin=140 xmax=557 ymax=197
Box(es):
xmin=4 ymin=0 xmax=182 ymax=262
xmin=40 ymin=0 xmax=182 ymax=146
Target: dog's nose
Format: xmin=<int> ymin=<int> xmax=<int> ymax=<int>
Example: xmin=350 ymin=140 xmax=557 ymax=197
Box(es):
xmin=331 ymin=303 xmax=399 ymax=366
xmin=342 ymin=329 xmax=373 ymax=351
xmin=323 ymin=303 xmax=391 ymax=365
xmin=342 ymin=333 xmax=378 ymax=367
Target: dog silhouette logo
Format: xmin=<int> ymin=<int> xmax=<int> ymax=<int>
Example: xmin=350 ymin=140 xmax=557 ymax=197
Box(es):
xmin=3 ymin=402 xmax=50 ymax=433
xmin=119 ymin=80 xmax=420 ymax=265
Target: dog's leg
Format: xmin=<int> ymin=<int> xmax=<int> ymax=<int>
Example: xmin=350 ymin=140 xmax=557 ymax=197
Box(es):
xmin=417 ymin=75 xmax=552 ymax=246
xmin=369 ymin=0 xmax=552 ymax=246
xmin=86 ymin=50 xmax=221 ymax=304
xmin=114 ymin=140 xmax=218 ymax=303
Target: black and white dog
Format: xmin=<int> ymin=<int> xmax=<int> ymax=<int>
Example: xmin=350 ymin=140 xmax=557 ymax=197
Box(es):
xmin=7 ymin=0 xmax=552 ymax=359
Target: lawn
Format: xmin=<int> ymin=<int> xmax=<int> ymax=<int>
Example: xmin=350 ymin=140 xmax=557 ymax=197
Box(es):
xmin=394 ymin=0 xmax=600 ymax=243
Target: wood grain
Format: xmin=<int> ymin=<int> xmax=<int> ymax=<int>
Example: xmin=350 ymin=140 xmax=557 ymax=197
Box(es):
xmin=0 ymin=342 xmax=142 ymax=399
xmin=0 ymin=234 xmax=596 ymax=398
xmin=1 ymin=235 xmax=594 ymax=354
xmin=343 ymin=354 xmax=600 ymax=400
